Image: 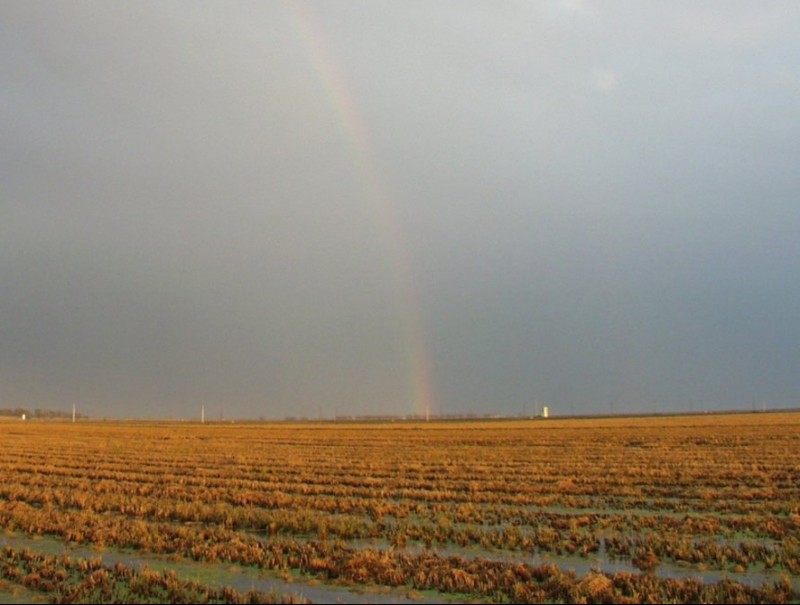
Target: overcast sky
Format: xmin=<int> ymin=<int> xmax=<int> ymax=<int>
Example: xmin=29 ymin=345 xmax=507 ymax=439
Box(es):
xmin=2 ymin=1 xmax=799 ymax=419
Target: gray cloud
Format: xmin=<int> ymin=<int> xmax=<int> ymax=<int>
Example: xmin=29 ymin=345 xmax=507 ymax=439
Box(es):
xmin=2 ymin=2 xmax=799 ymax=418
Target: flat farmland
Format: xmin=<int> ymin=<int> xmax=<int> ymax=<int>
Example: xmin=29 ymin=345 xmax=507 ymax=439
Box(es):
xmin=1 ymin=413 xmax=799 ymax=603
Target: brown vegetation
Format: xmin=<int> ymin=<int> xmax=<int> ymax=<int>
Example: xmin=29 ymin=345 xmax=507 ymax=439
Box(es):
xmin=0 ymin=412 xmax=798 ymax=603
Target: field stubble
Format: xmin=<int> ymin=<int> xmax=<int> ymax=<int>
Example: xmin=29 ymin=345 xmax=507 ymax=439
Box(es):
xmin=0 ymin=412 xmax=798 ymax=603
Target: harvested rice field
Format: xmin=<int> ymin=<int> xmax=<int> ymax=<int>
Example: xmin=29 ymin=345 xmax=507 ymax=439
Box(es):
xmin=1 ymin=412 xmax=799 ymax=603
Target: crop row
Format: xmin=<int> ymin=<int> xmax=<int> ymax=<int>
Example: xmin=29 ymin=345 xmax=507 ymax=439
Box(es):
xmin=2 ymin=414 xmax=799 ymax=603
xmin=2 ymin=457 xmax=798 ymax=518
xmin=2 ymin=494 xmax=799 ymax=581
xmin=1 ymin=472 xmax=798 ymax=541
xmin=0 ymin=545 xmax=309 ymax=604
xmin=1 ymin=513 xmax=796 ymax=604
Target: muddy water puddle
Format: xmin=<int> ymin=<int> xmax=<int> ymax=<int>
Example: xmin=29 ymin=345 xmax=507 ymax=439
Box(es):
xmin=2 ymin=530 xmax=796 ymax=600
xmin=0 ymin=578 xmax=47 ymax=604
xmin=342 ymin=536 xmax=799 ymax=591
xmin=0 ymin=532 xmax=455 ymax=604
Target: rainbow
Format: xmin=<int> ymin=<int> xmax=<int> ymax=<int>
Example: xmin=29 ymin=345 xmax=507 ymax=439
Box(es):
xmin=285 ymin=3 xmax=436 ymax=419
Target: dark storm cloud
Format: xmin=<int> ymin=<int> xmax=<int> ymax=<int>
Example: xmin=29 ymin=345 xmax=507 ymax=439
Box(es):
xmin=2 ymin=2 xmax=799 ymax=418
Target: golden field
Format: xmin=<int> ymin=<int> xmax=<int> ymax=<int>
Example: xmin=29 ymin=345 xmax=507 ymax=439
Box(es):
xmin=1 ymin=412 xmax=799 ymax=603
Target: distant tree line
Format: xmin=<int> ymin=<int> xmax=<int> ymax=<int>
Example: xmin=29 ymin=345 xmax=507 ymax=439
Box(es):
xmin=0 ymin=408 xmax=87 ymax=419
